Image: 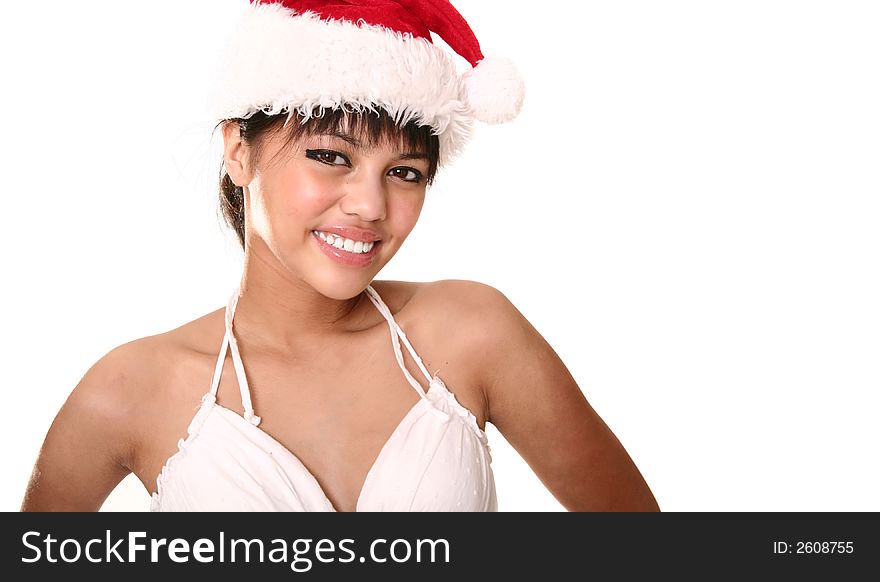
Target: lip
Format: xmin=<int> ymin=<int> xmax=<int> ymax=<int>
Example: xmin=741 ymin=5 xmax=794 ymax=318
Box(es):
xmin=313 ymin=226 xmax=382 ymax=243
xmin=312 ymin=230 xmax=381 ymax=267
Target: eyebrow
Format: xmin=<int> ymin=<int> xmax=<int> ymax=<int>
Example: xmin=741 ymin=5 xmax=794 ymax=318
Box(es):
xmin=319 ymin=131 xmax=429 ymax=161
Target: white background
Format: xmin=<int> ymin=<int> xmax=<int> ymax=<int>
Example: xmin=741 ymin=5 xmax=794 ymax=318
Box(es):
xmin=2 ymin=1 xmax=878 ymax=512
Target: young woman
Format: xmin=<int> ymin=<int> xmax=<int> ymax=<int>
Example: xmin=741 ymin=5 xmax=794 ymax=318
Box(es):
xmin=21 ymin=0 xmax=659 ymax=512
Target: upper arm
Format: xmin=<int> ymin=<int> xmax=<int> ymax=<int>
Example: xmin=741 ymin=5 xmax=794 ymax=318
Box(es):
xmin=456 ymin=281 xmax=660 ymax=512
xmin=21 ymin=342 xmax=146 ymax=511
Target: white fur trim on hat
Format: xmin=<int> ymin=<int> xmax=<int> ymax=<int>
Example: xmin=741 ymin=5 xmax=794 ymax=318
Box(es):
xmin=208 ymin=2 xmax=475 ymax=167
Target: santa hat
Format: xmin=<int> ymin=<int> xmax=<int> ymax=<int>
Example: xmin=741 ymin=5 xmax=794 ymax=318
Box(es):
xmin=209 ymin=0 xmax=526 ymax=167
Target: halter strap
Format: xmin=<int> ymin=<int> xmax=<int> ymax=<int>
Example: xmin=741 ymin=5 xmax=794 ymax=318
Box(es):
xmin=364 ymin=284 xmax=449 ymax=421
xmin=364 ymin=285 xmax=433 ymax=382
xmin=208 ymin=290 xmax=261 ymax=426
xmin=207 ymin=284 xmax=448 ymax=427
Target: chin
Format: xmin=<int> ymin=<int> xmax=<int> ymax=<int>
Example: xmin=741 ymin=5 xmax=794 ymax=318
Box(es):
xmin=307 ymin=271 xmax=377 ymax=301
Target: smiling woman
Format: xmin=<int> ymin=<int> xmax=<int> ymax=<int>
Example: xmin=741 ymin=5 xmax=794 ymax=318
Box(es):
xmin=20 ymin=0 xmax=659 ymax=513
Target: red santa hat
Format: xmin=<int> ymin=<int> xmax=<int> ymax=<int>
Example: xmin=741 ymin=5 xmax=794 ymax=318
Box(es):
xmin=209 ymin=0 xmax=526 ymax=167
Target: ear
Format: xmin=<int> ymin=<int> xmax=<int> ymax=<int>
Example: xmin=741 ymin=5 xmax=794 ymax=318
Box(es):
xmin=221 ymin=120 xmax=253 ymax=187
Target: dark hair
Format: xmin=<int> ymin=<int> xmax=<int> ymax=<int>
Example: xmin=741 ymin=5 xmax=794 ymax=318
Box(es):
xmin=214 ymin=107 xmax=441 ymax=249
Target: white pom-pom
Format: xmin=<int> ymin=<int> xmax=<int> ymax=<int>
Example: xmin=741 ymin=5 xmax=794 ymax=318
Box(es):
xmin=463 ymin=55 xmax=526 ymax=125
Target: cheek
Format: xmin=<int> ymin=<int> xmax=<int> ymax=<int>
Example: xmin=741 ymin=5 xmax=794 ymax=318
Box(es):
xmin=271 ymin=171 xmax=336 ymax=225
xmin=389 ymin=194 xmax=426 ymax=233
xmin=249 ymin=173 xmax=330 ymax=248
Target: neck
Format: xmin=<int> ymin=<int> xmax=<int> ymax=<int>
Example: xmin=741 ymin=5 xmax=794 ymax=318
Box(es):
xmin=231 ymin=253 xmax=375 ymax=353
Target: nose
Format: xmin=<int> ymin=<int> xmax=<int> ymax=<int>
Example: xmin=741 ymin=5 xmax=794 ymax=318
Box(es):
xmin=340 ymin=171 xmax=387 ymax=222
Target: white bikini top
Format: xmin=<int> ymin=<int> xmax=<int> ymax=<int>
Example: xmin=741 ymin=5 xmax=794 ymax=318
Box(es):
xmin=150 ymin=284 xmax=497 ymax=511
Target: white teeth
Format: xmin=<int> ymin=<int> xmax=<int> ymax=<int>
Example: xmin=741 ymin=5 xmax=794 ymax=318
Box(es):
xmin=313 ymin=231 xmax=376 ymax=254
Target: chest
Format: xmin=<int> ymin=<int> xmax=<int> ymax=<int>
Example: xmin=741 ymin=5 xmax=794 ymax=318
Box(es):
xmin=137 ymin=319 xmax=483 ymax=512
xmin=149 ymin=384 xmax=497 ymax=512
xmin=232 ymin=347 xmax=427 ymax=490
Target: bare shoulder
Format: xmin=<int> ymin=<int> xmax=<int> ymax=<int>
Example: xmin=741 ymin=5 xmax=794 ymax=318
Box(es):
xmin=391 ymin=279 xmax=516 ymax=326
xmin=410 ymin=278 xmax=528 ymax=354
xmin=413 ymin=279 xmax=510 ymax=308
xmin=73 ymin=309 xmax=218 ymax=417
xmin=21 ymin=336 xmax=162 ymax=510
xmin=383 ymin=279 xmax=526 ymax=412
xmin=66 ymin=337 xmax=159 ymax=439
xmin=21 ymin=305 xmax=225 ymax=511
xmin=51 ymin=329 xmax=190 ymax=457
xmin=374 ymin=278 xmax=517 ymax=345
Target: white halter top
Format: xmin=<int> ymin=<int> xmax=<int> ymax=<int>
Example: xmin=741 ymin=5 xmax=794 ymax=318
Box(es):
xmin=150 ymin=284 xmax=497 ymax=511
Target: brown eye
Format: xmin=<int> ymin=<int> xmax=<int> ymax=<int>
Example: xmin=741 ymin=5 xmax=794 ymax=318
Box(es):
xmin=322 ymin=152 xmax=346 ymax=165
xmin=389 ymin=167 xmax=423 ymax=183
xmin=305 ymin=149 xmax=349 ymax=166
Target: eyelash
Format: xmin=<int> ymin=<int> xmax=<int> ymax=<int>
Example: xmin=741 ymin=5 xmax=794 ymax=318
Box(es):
xmin=304 ymin=149 xmax=424 ymax=184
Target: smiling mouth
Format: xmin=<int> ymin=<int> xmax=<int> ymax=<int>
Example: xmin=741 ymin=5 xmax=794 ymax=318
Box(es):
xmin=312 ymin=231 xmax=381 ymax=267
xmin=312 ymin=230 xmax=380 ymax=254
